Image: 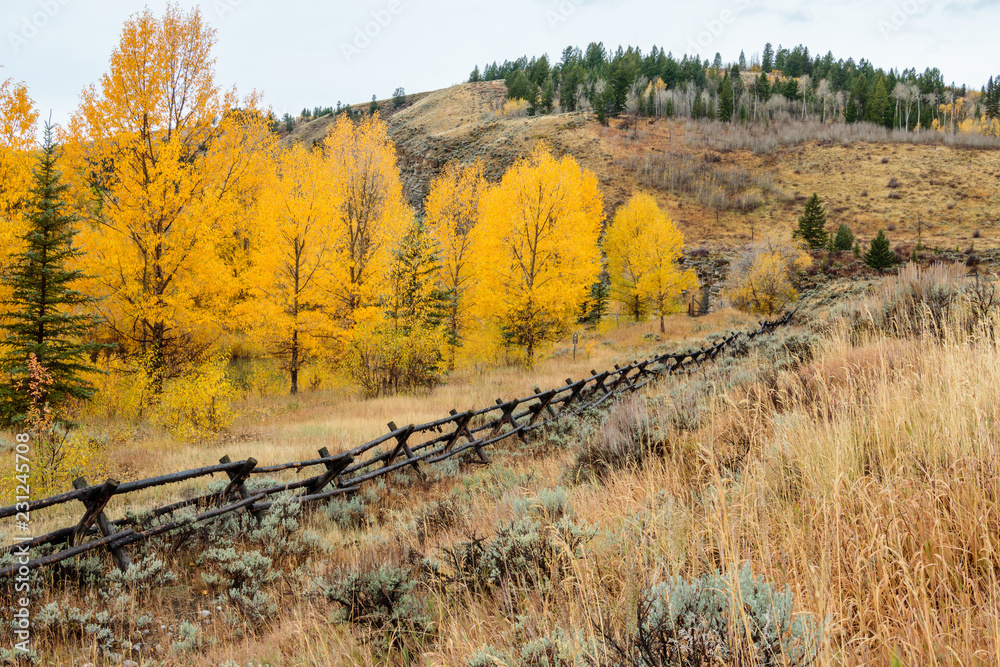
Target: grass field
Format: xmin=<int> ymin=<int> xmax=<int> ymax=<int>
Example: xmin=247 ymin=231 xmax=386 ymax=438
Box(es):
xmin=7 ymin=270 xmax=1000 ymax=666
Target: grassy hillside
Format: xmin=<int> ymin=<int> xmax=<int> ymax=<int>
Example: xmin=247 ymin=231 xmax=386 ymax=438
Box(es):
xmin=286 ymin=83 xmax=1000 ymax=251
xmin=9 ymin=270 xmax=1000 ymax=665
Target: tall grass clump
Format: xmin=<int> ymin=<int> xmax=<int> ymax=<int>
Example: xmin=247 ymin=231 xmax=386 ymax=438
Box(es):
xmin=839 ymin=262 xmax=996 ymax=339
xmin=619 ymin=151 xmax=784 ymax=213
xmin=682 ymin=119 xmax=1000 ymax=154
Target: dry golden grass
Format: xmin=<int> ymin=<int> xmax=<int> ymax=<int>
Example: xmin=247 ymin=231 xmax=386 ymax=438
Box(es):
xmin=598 ymin=118 xmax=1000 ymax=251
xmin=0 ymin=311 xmax=750 ymax=543
xmin=285 ymin=82 xmax=1000 ymax=252
xmin=10 ymin=281 xmax=1000 ymax=666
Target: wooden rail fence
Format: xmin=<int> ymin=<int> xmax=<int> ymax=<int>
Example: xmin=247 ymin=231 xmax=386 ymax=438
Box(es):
xmin=0 ymin=312 xmax=794 ymax=579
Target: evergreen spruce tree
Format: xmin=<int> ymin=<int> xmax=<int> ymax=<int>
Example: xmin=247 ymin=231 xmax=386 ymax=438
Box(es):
xmin=692 ymin=91 xmax=703 ymax=120
xmin=794 ymin=193 xmax=828 ymax=249
xmin=0 ymin=123 xmax=101 ymax=425
xmin=762 ymin=43 xmax=774 ymax=73
xmin=540 ymin=79 xmax=555 ymax=114
xmin=385 ymin=218 xmax=448 ymax=334
xmin=864 ymin=230 xmax=896 ymax=272
xmin=846 ymin=76 xmax=867 ymax=124
xmin=867 ymin=76 xmax=889 ymax=127
xmin=986 ymin=75 xmax=1000 ymax=120
xmin=756 ymin=72 xmax=771 ymax=101
xmin=832 ymin=223 xmax=854 ymax=252
xmin=718 ymin=74 xmax=734 ymax=122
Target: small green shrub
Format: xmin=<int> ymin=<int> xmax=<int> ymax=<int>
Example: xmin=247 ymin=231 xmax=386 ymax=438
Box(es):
xmin=324 ymin=565 xmax=433 ymax=647
xmin=520 ymin=626 xmax=577 ymax=666
xmin=466 ymin=645 xmax=511 ymax=667
xmin=603 ymin=563 xmax=818 ymax=666
xmin=436 ymin=516 xmax=592 ymax=594
xmin=511 ymin=487 xmax=571 ymax=521
xmin=171 ymin=620 xmax=209 ymax=654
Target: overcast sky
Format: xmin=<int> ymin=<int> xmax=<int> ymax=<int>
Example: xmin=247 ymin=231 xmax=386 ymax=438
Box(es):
xmin=2 ymin=0 xmax=997 ymax=131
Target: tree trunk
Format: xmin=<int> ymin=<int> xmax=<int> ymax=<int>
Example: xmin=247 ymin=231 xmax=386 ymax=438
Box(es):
xmin=150 ymin=321 xmax=166 ymax=394
xmin=290 ymin=329 xmax=299 ymax=395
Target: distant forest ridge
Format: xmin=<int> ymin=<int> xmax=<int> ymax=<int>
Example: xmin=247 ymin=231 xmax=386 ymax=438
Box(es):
xmin=468 ymin=43 xmax=1000 ymax=133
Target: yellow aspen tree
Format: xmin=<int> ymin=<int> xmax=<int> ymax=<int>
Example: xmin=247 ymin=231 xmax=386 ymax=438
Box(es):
xmin=241 ymin=143 xmax=339 ymax=395
xmin=604 ymin=192 xmax=697 ymax=333
xmin=0 ymin=77 xmax=39 ymax=311
xmin=724 ymin=251 xmax=797 ymax=315
xmin=66 ymin=3 xmax=275 ymax=385
xmin=723 ymin=235 xmax=811 ymax=315
xmin=321 ymin=112 xmax=411 ymax=335
xmin=472 ymin=145 xmax=602 ymax=364
xmin=425 ymin=161 xmax=488 ymax=369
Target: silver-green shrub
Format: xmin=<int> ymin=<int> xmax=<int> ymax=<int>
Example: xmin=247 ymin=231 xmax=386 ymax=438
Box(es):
xmin=605 ymin=562 xmax=818 ymax=666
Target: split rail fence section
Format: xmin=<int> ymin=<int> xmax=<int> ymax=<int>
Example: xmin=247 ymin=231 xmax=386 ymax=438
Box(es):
xmin=0 ymin=312 xmax=793 ymax=578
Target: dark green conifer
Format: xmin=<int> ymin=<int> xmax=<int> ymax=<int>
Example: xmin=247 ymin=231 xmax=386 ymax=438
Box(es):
xmin=794 ymin=193 xmax=828 ymax=249
xmin=864 ymin=230 xmax=896 ymax=272
xmin=1 ymin=123 xmax=101 ymax=425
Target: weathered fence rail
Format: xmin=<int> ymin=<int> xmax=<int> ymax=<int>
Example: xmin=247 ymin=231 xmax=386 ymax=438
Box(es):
xmin=0 ymin=312 xmax=793 ymax=579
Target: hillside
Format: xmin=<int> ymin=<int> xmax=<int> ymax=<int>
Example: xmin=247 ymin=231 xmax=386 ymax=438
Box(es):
xmin=285 ymin=82 xmax=1000 ymax=251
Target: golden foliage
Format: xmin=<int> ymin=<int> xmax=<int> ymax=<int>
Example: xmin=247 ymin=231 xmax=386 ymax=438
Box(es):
xmin=0 ymin=76 xmax=38 ymax=319
xmin=152 ymin=356 xmax=236 ymax=441
xmin=82 ymin=355 xmax=156 ymax=423
xmin=66 ymin=3 xmax=276 ymax=377
xmin=724 ymin=235 xmax=811 ymax=315
xmin=472 ymin=146 xmax=603 ymax=363
xmin=320 ymin=113 xmax=411 ymax=331
xmin=501 ymin=98 xmax=529 ymax=118
xmin=604 ymin=192 xmax=698 ymax=331
xmin=957 ymin=116 xmax=1000 ymax=137
xmin=425 ymin=161 xmax=488 ymax=368
xmin=347 ymin=320 xmax=443 ymax=398
xmin=240 ymin=142 xmax=339 ymax=394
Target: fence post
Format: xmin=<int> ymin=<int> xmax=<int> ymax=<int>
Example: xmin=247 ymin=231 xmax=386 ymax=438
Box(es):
xmin=219 ymin=455 xmax=263 ymax=520
xmin=561 ymin=378 xmax=587 ymax=411
xmin=632 ymin=361 xmax=651 ymax=386
xmin=495 ymin=398 xmax=526 ymax=441
xmin=484 ymin=400 xmax=520 ymax=455
xmin=73 ymin=477 xmax=131 ymax=572
xmin=444 ymin=410 xmax=475 ymax=455
xmin=303 ymin=448 xmax=354 ymax=496
xmin=527 ymin=389 xmax=558 ymax=426
xmin=70 ymin=479 xmax=119 ymax=547
xmin=384 ymin=422 xmax=424 ymax=479
xmin=533 ymin=387 xmax=559 ymax=419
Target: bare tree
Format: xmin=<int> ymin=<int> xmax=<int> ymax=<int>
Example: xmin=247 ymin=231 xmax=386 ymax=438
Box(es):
xmin=798 ymin=74 xmax=811 ymax=119
xmin=892 ymin=82 xmax=906 ymax=130
xmin=816 ymin=79 xmax=831 ymax=122
xmin=943 ymin=90 xmax=956 ymax=132
xmin=834 ymin=90 xmax=846 ymax=121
